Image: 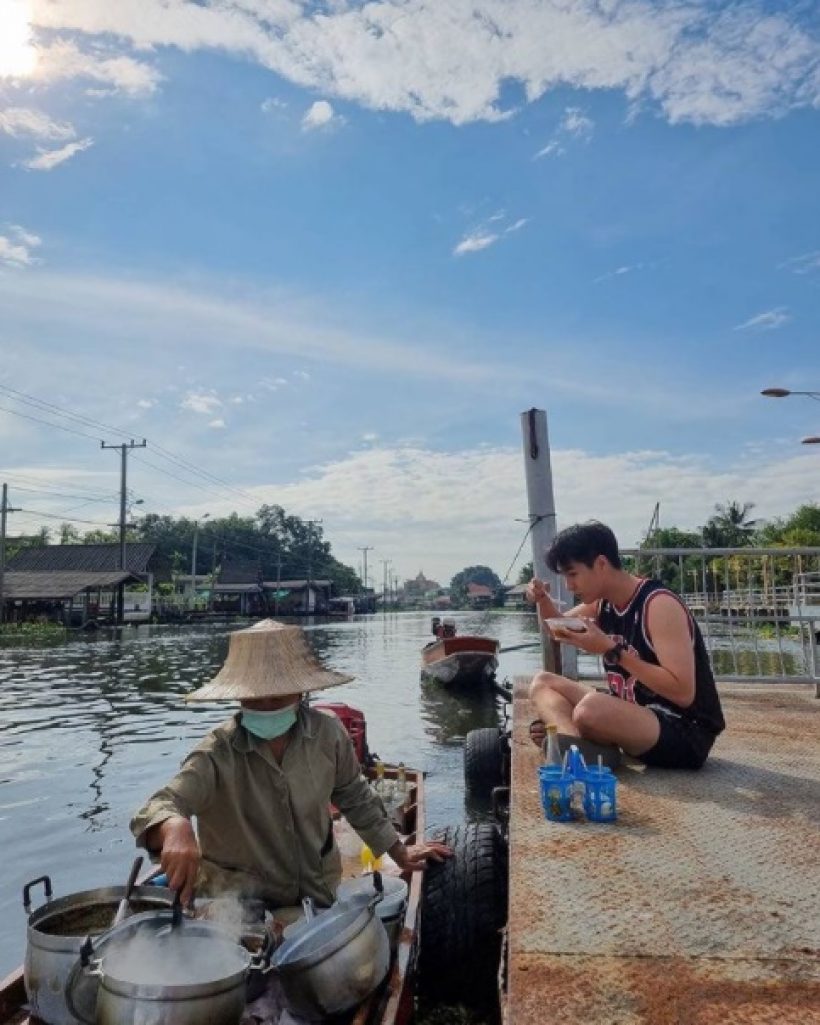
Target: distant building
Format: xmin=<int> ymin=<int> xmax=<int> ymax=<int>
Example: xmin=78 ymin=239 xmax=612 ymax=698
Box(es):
xmin=1 ymin=543 xmax=156 ymax=625
xmin=262 ymin=579 xmax=333 ymax=615
xmin=504 ymin=582 xmax=531 ymax=609
xmin=403 ymin=571 xmax=441 ymax=598
xmin=466 ymin=582 xmax=494 ymax=609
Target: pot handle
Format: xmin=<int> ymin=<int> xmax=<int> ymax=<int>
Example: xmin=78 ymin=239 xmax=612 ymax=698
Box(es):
xmin=249 ymin=931 xmax=276 ymax=975
xmin=369 ymin=870 xmax=384 ymax=909
xmin=64 ymin=936 xmax=104 ymax=1025
xmin=301 ymin=896 xmax=316 ymax=922
xmin=22 ymin=875 xmax=52 ymax=914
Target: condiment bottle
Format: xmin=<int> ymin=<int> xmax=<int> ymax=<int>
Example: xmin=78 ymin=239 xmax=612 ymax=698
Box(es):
xmin=543 ymin=723 xmax=562 ymax=767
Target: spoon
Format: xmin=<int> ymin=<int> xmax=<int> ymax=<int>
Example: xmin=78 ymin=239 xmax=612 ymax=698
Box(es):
xmin=112 ymin=856 xmax=143 ymax=927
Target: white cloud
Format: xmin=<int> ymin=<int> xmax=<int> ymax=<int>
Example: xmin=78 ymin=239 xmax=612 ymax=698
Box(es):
xmin=26 ymin=1 xmax=820 ymax=127
xmin=454 ymin=231 xmax=498 ymax=255
xmin=0 ymin=225 xmax=42 ymax=267
xmin=31 ymin=38 xmax=161 ymax=96
xmin=535 ymin=105 xmax=595 ymax=159
xmin=779 ymin=251 xmax=820 ymax=276
xmin=208 ymin=418 xmax=226 ymax=429
xmin=238 ymin=442 xmax=820 ymax=581
xmin=453 ymin=212 xmax=528 ymax=257
xmin=293 ymin=370 xmax=311 ymax=380
xmin=0 ymin=106 xmax=75 ymax=141
xmin=301 ymin=99 xmax=340 ymax=131
xmin=181 ymin=391 xmax=222 ymax=414
xmin=261 ymin=97 xmax=288 ymax=113
xmin=136 ymin=398 xmax=156 ymax=409
xmin=594 ymin=263 xmax=646 ymax=283
xmin=733 ymin=307 xmax=791 ymax=332
xmin=23 ymin=137 xmax=93 ymax=171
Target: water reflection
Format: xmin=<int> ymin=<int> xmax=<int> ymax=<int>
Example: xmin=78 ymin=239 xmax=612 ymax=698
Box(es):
xmin=419 ymin=678 xmax=502 ymax=745
xmin=2 ymin=609 xmax=806 ymax=975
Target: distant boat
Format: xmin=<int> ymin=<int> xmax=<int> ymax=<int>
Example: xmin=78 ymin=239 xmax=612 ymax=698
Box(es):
xmin=421 ymin=617 xmax=499 ymax=686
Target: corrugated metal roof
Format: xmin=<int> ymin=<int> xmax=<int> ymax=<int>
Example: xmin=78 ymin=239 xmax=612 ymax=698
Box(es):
xmin=1 ymin=571 xmax=137 ymax=599
xmin=6 ymin=543 xmax=155 ymax=574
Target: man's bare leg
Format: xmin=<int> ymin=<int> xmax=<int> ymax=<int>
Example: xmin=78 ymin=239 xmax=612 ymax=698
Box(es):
xmin=529 ymin=672 xmax=596 ymax=740
xmin=529 ymin=672 xmax=661 ymax=757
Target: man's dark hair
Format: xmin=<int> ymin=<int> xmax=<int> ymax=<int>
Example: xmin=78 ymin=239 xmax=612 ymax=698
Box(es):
xmin=546 ymin=521 xmax=622 ymax=572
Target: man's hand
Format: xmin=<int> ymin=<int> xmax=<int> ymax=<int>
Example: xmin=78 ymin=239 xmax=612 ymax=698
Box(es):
xmin=157 ymin=817 xmax=201 ymax=905
xmin=389 ymin=840 xmax=453 ymax=872
xmin=525 ymin=577 xmax=549 ymax=605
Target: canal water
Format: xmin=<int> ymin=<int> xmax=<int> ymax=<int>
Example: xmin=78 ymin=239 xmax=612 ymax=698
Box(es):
xmin=0 ymin=610 xmax=544 ymax=977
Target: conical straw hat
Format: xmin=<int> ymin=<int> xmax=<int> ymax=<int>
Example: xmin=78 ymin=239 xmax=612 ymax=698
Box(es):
xmin=186 ymin=619 xmax=354 ymax=701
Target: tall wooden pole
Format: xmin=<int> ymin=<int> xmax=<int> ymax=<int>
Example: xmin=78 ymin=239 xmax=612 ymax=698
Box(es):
xmin=520 ymin=409 xmax=577 ymax=678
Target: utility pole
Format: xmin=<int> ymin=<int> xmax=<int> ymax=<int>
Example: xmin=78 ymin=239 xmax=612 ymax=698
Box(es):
xmin=275 ymin=549 xmax=282 ymax=617
xmin=190 ymin=514 xmax=210 ymax=609
xmin=380 ymin=559 xmax=391 ymax=613
xmin=520 ymin=409 xmax=576 ymax=678
xmin=305 ymin=519 xmax=323 ymax=614
xmin=101 ymin=439 xmax=147 ymax=625
xmin=357 ymin=546 xmax=373 ymax=594
xmin=0 ymin=484 xmax=21 ymax=625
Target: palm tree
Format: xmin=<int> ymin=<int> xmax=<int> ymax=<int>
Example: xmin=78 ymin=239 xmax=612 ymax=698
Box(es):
xmin=701 ymin=501 xmax=758 ymax=548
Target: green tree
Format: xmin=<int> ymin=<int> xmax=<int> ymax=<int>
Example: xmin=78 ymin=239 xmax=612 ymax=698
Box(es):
xmin=701 ymin=501 xmax=758 ymax=548
xmin=59 ymin=523 xmax=82 ymax=544
xmin=517 ymin=562 xmax=533 ymax=584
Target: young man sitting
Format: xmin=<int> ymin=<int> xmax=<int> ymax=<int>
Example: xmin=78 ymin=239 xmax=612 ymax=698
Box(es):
xmin=528 ymin=521 xmax=725 ymax=770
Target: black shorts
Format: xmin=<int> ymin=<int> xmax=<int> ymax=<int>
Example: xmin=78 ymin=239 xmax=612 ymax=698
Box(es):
xmin=639 ymin=706 xmax=716 ymax=769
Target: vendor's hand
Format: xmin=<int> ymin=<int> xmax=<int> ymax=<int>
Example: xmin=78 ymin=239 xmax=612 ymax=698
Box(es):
xmin=390 ymin=840 xmax=453 ymax=872
xmin=549 ymin=618 xmax=612 ymax=655
xmin=529 ymin=719 xmax=546 ymax=747
xmin=158 ymin=817 xmax=201 ymax=906
xmin=525 ymin=577 xmax=549 ymax=605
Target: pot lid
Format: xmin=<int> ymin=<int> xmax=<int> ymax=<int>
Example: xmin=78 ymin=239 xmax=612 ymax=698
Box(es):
xmin=272 ymin=901 xmax=369 ymax=971
xmin=336 ymin=874 xmax=407 ymax=905
xmin=65 ymin=909 xmax=247 ymax=1024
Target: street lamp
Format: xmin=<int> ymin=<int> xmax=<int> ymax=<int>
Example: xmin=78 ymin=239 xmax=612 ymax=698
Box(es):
xmin=761 ymin=387 xmax=820 ymax=444
xmin=761 ymin=388 xmax=820 ymax=401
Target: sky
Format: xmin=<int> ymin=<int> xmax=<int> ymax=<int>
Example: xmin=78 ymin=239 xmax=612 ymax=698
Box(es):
xmin=0 ymin=0 xmax=819 ymax=587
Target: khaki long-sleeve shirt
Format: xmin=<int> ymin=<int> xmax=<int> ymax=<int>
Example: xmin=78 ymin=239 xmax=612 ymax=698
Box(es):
xmin=130 ymin=706 xmax=400 ymax=907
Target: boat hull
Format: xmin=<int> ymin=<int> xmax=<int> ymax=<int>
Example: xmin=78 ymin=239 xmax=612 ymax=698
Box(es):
xmin=421 ymin=636 xmax=499 ymax=686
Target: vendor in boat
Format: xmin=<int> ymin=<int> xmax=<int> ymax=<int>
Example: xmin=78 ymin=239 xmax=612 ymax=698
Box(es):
xmin=130 ymin=620 xmax=450 ymax=909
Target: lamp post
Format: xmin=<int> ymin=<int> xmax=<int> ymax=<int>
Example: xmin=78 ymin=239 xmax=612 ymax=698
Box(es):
xmin=761 ymin=388 xmax=820 ymax=444
xmin=191 ymin=514 xmax=210 ymax=606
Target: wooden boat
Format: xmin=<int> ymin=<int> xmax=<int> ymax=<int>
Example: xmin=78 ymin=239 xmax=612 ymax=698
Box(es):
xmin=0 ymin=709 xmax=423 ymax=1025
xmin=421 ymin=634 xmax=499 ymax=686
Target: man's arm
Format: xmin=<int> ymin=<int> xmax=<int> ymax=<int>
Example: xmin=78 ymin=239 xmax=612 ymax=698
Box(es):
xmin=560 ymin=594 xmax=696 ymax=707
xmin=526 ymin=578 xmax=596 ymax=629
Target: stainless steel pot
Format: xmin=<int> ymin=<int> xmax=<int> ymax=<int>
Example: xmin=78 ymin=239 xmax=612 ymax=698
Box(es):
xmin=64 ymin=908 xmax=272 ymax=1025
xmin=270 ymin=877 xmax=390 ymax=1020
xmin=22 ymin=874 xmax=175 ymax=1025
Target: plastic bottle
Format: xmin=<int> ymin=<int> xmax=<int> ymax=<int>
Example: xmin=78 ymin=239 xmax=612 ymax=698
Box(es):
xmin=543 ymin=723 xmax=562 ymax=767
xmin=394 ymin=762 xmax=409 ymax=808
xmin=373 ymin=760 xmax=394 ymax=804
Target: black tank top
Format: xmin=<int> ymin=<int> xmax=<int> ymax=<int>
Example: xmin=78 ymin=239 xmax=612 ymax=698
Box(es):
xmin=597 ymin=578 xmax=725 ymax=735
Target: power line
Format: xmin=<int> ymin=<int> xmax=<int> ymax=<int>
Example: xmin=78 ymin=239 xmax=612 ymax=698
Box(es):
xmin=17 ymin=508 xmax=115 ymax=527
xmin=0 ymin=402 xmax=102 ymax=443
xmin=0 ymin=384 xmax=264 ymax=511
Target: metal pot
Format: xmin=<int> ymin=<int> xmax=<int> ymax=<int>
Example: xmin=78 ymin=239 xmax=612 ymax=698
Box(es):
xmin=270 ymin=876 xmax=390 ymax=1020
xmin=64 ymin=908 xmax=272 ymax=1025
xmin=22 ymin=874 xmax=175 ymax=1025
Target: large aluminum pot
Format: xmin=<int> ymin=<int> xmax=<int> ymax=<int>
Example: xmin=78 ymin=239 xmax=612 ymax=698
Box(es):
xmin=22 ymin=875 xmax=175 ymax=1025
xmin=271 ymin=880 xmax=390 ymax=1020
xmin=64 ymin=908 xmax=272 ymax=1025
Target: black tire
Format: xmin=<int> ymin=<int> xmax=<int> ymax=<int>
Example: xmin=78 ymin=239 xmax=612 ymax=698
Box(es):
xmin=418 ymin=822 xmax=508 ymax=1008
xmin=464 ymin=727 xmax=503 ymax=791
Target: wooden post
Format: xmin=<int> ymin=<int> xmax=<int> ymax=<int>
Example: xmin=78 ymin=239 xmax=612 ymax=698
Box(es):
xmin=520 ymin=409 xmax=577 ymax=678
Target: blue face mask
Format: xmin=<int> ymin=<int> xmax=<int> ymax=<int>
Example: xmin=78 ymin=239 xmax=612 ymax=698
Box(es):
xmin=241 ymin=703 xmax=299 ymax=740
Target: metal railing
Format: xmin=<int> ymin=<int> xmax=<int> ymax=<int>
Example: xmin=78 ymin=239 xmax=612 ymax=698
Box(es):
xmin=621 ymin=547 xmax=820 ymax=693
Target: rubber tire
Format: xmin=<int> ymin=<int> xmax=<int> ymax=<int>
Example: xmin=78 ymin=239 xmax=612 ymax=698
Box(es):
xmin=464 ymin=727 xmax=503 ymax=791
xmin=418 ymin=822 xmax=508 ymax=1008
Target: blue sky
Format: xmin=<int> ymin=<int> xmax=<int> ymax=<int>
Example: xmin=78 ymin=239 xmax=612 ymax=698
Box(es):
xmin=1 ymin=0 xmax=819 ymax=584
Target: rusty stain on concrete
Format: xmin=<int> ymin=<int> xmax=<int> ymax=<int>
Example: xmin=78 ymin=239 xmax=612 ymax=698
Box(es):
xmin=506 ymin=681 xmax=820 ymax=1024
